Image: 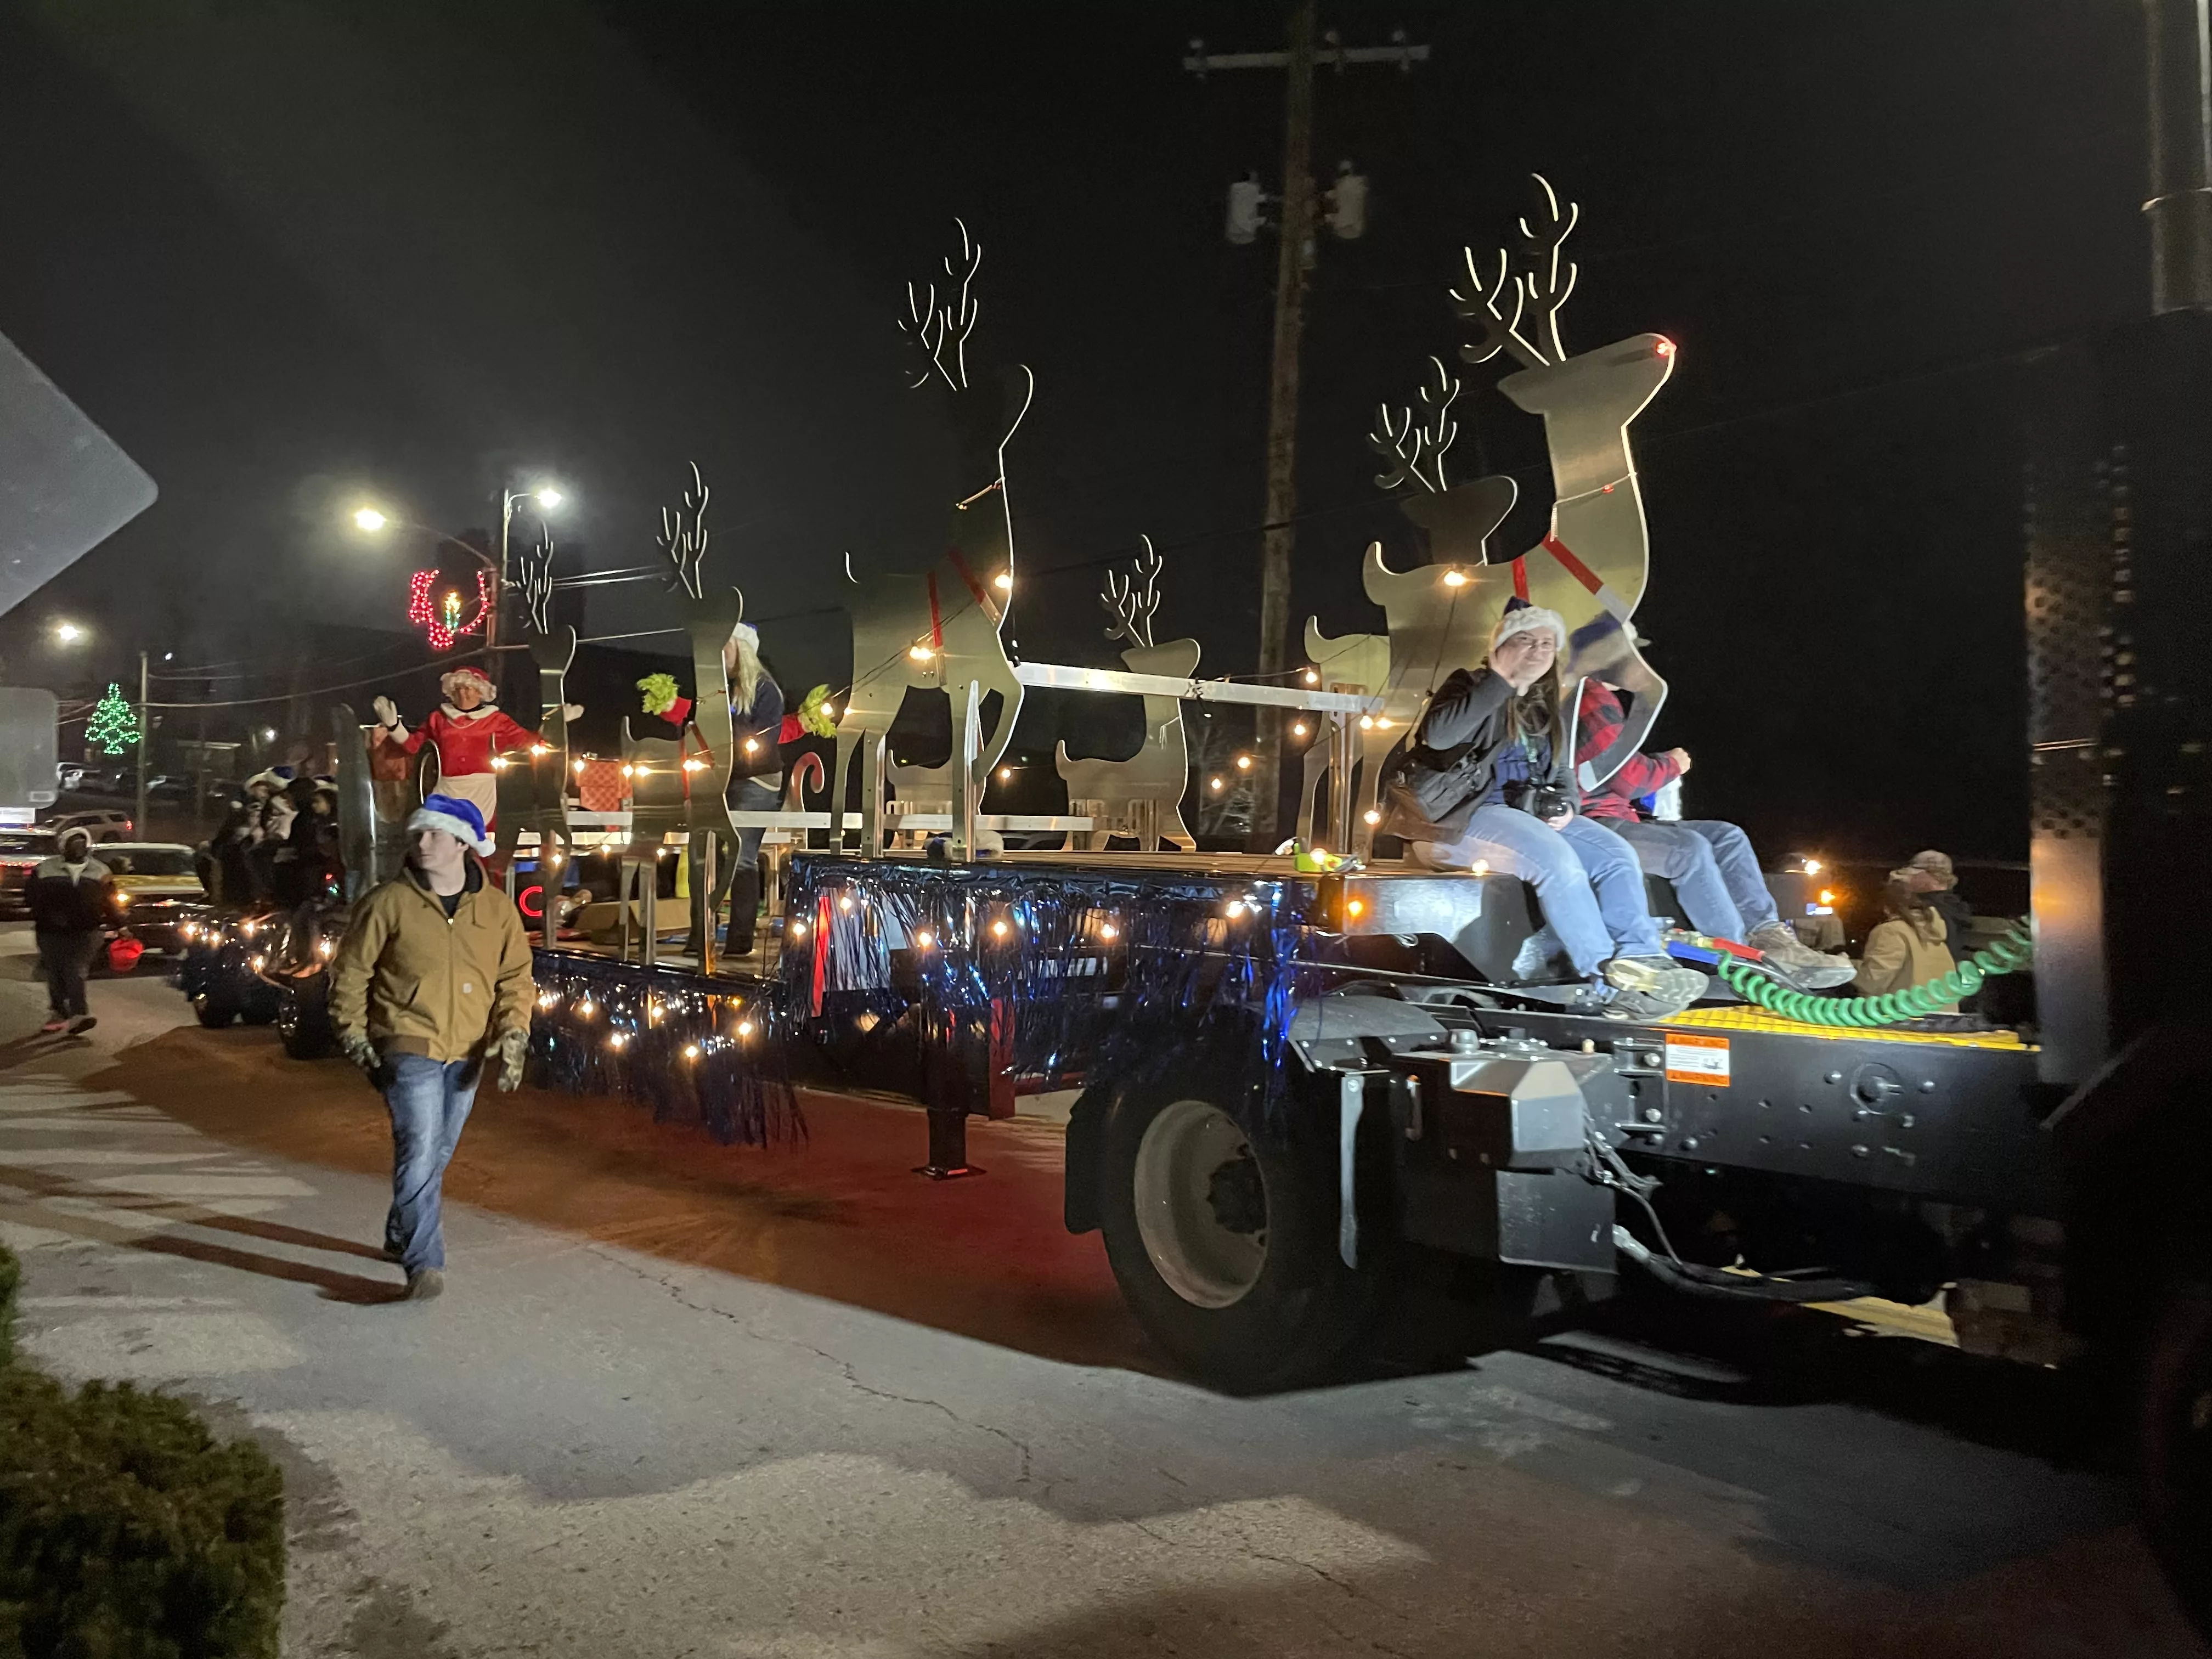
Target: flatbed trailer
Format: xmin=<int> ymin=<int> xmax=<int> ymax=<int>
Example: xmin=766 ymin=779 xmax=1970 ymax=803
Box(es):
xmin=510 ymin=847 xmax=2066 ymax=1391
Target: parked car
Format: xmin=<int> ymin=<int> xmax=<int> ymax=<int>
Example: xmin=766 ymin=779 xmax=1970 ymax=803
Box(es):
xmin=0 ymin=827 xmax=56 ymax=917
xmin=94 ymin=842 xmax=210 ymax=964
xmin=49 ymin=807 xmax=134 ymax=842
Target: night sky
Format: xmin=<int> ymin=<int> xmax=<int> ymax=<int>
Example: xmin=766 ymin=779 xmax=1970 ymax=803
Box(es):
xmin=0 ymin=2 xmax=2148 ymax=862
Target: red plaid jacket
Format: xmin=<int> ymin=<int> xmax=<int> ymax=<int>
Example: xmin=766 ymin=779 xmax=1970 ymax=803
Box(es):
xmin=1573 ymin=680 xmax=1681 ymax=824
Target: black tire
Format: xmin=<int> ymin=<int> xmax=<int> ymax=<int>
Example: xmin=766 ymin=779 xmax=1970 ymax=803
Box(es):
xmin=1095 ymin=1064 xmax=1383 ymax=1393
xmin=239 ymin=994 xmax=279 ymax=1027
xmin=2139 ymin=1282 xmax=2212 ymax=1643
xmin=193 ymin=996 xmax=238 ymax=1030
xmin=275 ymin=990 xmax=335 ymax=1060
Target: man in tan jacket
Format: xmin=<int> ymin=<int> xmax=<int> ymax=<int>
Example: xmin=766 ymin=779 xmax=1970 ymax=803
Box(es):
xmin=329 ymin=793 xmax=535 ymax=1301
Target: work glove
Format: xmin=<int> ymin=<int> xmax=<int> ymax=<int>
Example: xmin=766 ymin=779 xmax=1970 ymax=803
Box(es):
xmin=339 ymin=1031 xmax=380 ymax=1074
xmin=496 ymin=1026 xmax=530 ymax=1093
xmin=560 ymin=702 xmax=585 ymax=723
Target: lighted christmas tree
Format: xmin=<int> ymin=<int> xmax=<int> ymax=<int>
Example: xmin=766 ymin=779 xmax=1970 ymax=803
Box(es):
xmin=86 ymin=683 xmax=139 ymax=755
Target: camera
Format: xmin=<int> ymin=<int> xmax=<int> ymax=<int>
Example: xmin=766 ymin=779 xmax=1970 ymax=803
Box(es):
xmin=1503 ymin=781 xmax=1575 ymax=822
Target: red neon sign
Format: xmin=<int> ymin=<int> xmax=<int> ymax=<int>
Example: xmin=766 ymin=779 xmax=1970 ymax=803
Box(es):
xmin=407 ymin=566 xmax=495 ymax=651
xmin=517 ymin=884 xmax=544 ymax=920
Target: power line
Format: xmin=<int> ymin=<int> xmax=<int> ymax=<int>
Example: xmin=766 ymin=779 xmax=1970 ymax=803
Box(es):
xmin=141 ymin=646 xmax=501 ymax=710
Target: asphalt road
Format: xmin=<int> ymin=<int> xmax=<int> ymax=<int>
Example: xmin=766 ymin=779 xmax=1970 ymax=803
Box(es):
xmin=0 ymin=927 xmax=2200 ymax=1658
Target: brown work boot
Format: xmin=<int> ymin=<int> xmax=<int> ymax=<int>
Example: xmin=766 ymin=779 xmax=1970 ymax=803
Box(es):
xmin=404 ymin=1268 xmax=445 ymax=1302
xmin=1747 ymin=922 xmax=1856 ymax=990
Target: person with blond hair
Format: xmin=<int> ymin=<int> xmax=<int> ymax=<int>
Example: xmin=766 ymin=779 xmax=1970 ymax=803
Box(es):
xmin=638 ymin=620 xmax=785 ymax=956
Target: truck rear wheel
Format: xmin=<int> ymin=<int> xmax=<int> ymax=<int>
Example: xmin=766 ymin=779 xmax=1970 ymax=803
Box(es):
xmin=2140 ymin=1282 xmax=2212 ymax=1641
xmin=1096 ymin=1070 xmax=1381 ymax=1393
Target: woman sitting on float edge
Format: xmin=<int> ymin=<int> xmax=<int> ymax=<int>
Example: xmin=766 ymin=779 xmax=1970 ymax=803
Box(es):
xmin=1375 ymin=597 xmax=1708 ymax=1022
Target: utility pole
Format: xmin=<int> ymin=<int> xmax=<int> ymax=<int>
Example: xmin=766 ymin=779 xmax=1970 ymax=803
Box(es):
xmin=1189 ymin=10 xmax=1426 ymax=844
xmin=134 ymin=647 xmax=148 ymax=836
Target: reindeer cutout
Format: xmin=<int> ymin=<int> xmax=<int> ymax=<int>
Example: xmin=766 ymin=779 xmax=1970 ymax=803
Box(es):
xmin=835 ymin=221 xmax=1032 ymax=856
xmin=619 ymin=465 xmax=743 ymax=950
xmin=1054 ymin=538 xmax=1198 ymax=851
xmin=1304 ymin=357 xmax=1523 ymax=851
xmin=494 ymin=526 xmax=580 ymax=881
xmin=1451 ymin=173 xmax=1674 ymax=776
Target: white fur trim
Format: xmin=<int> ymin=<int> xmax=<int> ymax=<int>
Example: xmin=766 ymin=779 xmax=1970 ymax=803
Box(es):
xmin=1492 ymin=603 xmax=1568 ymax=655
xmin=405 ymin=805 xmax=495 ymax=855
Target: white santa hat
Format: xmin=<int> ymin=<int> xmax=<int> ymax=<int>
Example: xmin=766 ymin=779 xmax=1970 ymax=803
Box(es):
xmin=1490 ymin=596 xmax=1568 ymax=656
xmin=440 ymin=665 xmax=496 ymax=704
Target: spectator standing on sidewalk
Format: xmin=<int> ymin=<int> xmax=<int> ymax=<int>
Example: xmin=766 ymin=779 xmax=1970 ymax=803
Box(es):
xmin=328 ymin=793 xmax=535 ymax=1301
xmin=27 ymin=827 xmax=115 ymax=1035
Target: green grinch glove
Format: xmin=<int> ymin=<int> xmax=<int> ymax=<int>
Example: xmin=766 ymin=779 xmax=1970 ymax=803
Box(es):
xmin=637 ymin=673 xmax=681 ymax=717
xmin=795 ymin=684 xmax=838 ymax=739
xmin=339 ymin=1031 xmax=380 ymax=1074
xmin=496 ymin=1026 xmax=530 ymax=1093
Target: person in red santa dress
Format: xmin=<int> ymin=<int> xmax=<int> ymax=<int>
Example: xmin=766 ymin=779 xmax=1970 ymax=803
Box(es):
xmin=371 ymin=665 xmax=548 ymax=836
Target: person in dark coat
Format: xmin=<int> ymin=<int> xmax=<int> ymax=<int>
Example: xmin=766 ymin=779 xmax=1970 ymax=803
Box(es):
xmin=28 ymin=827 xmax=116 ymax=1034
xmin=211 ymin=797 xmax=257 ymax=908
xmin=275 ymin=778 xmax=342 ymax=907
xmin=1376 ymin=597 xmax=1707 ymax=1022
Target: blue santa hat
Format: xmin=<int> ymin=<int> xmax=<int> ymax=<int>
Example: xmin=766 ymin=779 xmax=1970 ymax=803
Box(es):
xmin=407 ymin=792 xmax=495 ymax=855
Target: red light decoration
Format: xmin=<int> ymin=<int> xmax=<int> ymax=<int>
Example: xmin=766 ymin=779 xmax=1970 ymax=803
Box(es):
xmin=1654 ymin=337 xmax=1677 ymax=357
xmin=407 ymin=567 xmax=495 ymax=650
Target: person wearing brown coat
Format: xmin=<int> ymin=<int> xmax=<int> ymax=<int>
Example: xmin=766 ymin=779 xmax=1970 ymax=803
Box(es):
xmin=328 ymin=793 xmax=534 ymax=1301
xmin=1854 ymin=878 xmax=1960 ymax=1013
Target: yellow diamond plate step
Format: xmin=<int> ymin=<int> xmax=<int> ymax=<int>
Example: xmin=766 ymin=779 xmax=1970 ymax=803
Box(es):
xmin=1662 ymin=1004 xmax=2034 ymax=1052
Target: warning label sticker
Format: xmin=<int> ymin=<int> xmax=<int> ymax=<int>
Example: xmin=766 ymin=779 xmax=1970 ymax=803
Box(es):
xmin=1664 ymin=1032 xmax=1731 ymax=1086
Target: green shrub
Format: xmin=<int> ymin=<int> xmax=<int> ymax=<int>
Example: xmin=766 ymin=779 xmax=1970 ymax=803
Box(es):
xmin=0 ymin=1368 xmax=285 ymax=1658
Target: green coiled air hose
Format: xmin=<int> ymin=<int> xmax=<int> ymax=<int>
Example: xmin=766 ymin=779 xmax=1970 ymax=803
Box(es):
xmin=1713 ymin=919 xmax=2034 ymax=1029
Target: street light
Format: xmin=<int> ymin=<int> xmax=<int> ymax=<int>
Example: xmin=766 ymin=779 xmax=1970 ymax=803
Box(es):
xmin=52 ymin=621 xmax=85 ymax=646
xmin=349 ymin=504 xmax=501 ymax=585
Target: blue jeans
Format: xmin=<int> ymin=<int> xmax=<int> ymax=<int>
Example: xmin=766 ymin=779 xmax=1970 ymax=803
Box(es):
xmin=382 ymin=1054 xmax=481 ymax=1272
xmin=1612 ymin=819 xmax=1779 ymax=940
xmin=1422 ymin=805 xmax=1665 ymax=977
xmin=726 ymin=775 xmax=780 ymax=872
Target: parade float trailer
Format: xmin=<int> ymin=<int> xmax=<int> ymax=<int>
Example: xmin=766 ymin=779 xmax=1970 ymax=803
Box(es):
xmin=178 ymin=174 xmax=2212 ymax=1634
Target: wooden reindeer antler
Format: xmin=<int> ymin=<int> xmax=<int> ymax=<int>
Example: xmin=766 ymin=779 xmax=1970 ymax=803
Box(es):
xmin=1451 ymin=173 xmax=1581 ymax=370
xmin=899 ymin=219 xmax=983 ymax=393
xmin=1516 ymin=174 xmax=1580 ymax=364
xmin=1101 ymin=536 xmax=1163 ymax=649
xmin=656 ymin=462 xmax=710 ymax=600
xmin=1368 ymin=356 xmax=1460 ymax=494
xmin=516 ymin=524 xmax=557 ymax=636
